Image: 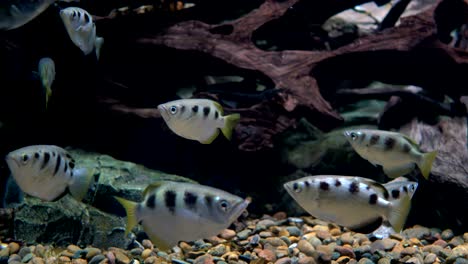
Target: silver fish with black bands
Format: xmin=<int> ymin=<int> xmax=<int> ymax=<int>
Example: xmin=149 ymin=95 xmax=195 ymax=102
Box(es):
xmin=115 ymin=181 xmax=251 ymax=251
xmin=5 ymin=145 xmax=93 ymax=202
xmin=284 ymin=175 xmax=418 ymax=237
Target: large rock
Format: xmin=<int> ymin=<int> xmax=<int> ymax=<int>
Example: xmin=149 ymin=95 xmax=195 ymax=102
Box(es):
xmin=4 ymin=148 xmax=196 ymax=248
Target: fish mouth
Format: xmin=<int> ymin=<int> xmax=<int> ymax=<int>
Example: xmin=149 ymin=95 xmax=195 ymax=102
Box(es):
xmin=157 ymin=105 xmax=170 ymax=122
xmin=283 ymin=182 xmax=294 ymax=196
xmin=5 ymin=154 xmax=19 ymax=169
xmin=227 ymin=197 xmax=251 ymax=222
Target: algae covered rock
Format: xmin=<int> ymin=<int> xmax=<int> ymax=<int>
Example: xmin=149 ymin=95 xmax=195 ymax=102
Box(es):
xmin=4 ymin=148 xmax=196 ymax=248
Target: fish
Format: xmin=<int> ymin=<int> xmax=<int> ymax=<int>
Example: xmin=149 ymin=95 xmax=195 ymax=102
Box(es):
xmin=0 ymin=0 xmax=75 ymax=30
xmin=5 ymin=145 xmax=94 ymax=202
xmin=38 ymin=57 xmax=55 ymax=109
xmin=115 ymin=181 xmax=251 ymax=251
xmin=157 ymin=99 xmax=240 ymax=144
xmin=59 ymin=7 xmax=104 ymax=60
xmin=283 ymin=175 xmax=418 ymax=235
xmin=344 ymin=129 xmax=437 ymax=179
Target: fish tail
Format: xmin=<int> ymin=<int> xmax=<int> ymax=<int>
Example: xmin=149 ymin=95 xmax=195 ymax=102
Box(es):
xmin=68 ymin=167 xmax=94 ymax=202
xmin=387 ymin=195 xmax=412 ymax=233
xmin=417 ymin=150 xmax=437 ymax=179
xmin=45 ymin=86 xmax=52 ymax=109
xmin=114 ymin=196 xmax=138 ymax=236
xmin=95 ymin=37 xmax=104 ymax=60
xmin=221 ymin=113 xmax=240 ymax=140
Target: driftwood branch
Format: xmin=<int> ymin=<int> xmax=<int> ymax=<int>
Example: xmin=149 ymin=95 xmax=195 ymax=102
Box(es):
xmin=96 ymin=0 xmax=468 ymax=151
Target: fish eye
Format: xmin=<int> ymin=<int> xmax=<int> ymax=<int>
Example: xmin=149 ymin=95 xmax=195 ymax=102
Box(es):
xmin=293 ymin=182 xmax=302 ymax=193
xmin=169 ymin=106 xmax=178 ymax=114
xmin=22 ymin=154 xmax=29 ymax=162
xmin=350 ymin=132 xmax=357 ymax=140
xmin=410 ymin=184 xmax=416 ymax=192
xmin=219 ymin=200 xmax=230 ymax=212
xmin=72 ymin=11 xmax=76 ymax=17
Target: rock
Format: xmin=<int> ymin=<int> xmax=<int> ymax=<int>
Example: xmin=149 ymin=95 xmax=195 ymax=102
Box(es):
xmin=432 ymin=239 xmax=447 ymax=248
xmin=114 ymin=251 xmax=130 ymax=264
xmin=358 ymin=258 xmax=374 ymax=264
xmin=59 ymin=256 xmax=71 ymax=263
xmin=341 ymin=233 xmax=355 ymax=245
xmin=463 ymin=233 xmax=468 ymax=243
xmin=259 ymin=231 xmax=273 ymax=238
xmin=219 ymin=229 xmax=236 ymax=240
xmin=265 ymin=237 xmax=288 ymax=247
xmin=207 ymin=245 xmax=227 ymax=257
xmin=334 ymin=246 xmax=356 ymax=258
xmin=377 ymin=258 xmax=391 ymax=264
xmin=72 ymin=259 xmax=88 ymax=264
xmin=275 ymin=246 xmax=290 ymax=259
xmin=31 ymin=257 xmax=45 ymax=264
xmin=142 ymin=240 xmax=153 ymax=250
xmin=448 ymin=236 xmax=464 ymax=247
xmin=85 ymin=248 xmax=102 ymax=259
xmin=371 ymin=239 xmax=398 ymax=252
xmin=193 ymin=254 xmax=214 ymax=264
xmin=7 ymin=243 xmax=19 ymax=255
xmin=316 ymin=230 xmax=331 ymax=240
xmin=144 ymin=256 xmax=158 ymax=264
xmin=403 ymin=227 xmax=431 ymax=240
xmin=258 ymin=249 xmax=276 ymax=263
xmin=316 ymin=245 xmax=334 ymax=262
xmin=257 ymin=219 xmax=276 ymax=229
xmin=423 ymin=253 xmax=437 ymax=264
xmin=6 ymin=149 xmax=195 ymax=248
xmin=68 ymin=245 xmax=81 ymax=254
xmin=237 ymin=230 xmax=252 ymax=240
xmin=405 ymin=257 xmax=421 ymax=264
xmin=286 ymin=227 xmax=301 ymax=237
xmin=8 ymin=254 xmax=21 ymax=263
xmin=297 ymin=256 xmax=316 ymax=264
xmin=21 ymin=253 xmax=34 ymax=263
xmin=141 ymin=249 xmax=152 ymax=259
xmin=441 ymin=229 xmax=454 ymax=240
xmin=297 ymin=240 xmax=315 ymax=257
xmin=0 ymin=248 xmax=8 ymax=257
xmin=89 ymin=255 xmax=106 ymax=264
xmin=401 ymin=247 xmax=418 ymax=256
xmin=275 ymin=257 xmax=291 ymax=264
xmin=337 ymin=256 xmax=350 ymax=263
xmin=18 ymin=247 xmax=31 ymax=258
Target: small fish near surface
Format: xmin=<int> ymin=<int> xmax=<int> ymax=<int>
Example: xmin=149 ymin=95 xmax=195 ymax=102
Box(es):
xmin=60 ymin=7 xmax=104 ymax=60
xmin=38 ymin=57 xmax=55 ymax=109
xmin=115 ymin=181 xmax=251 ymax=251
xmin=158 ymin=99 xmax=240 ymax=144
xmin=344 ymin=129 xmax=437 ymax=179
xmin=0 ymin=0 xmax=75 ymax=30
xmin=5 ymin=145 xmax=94 ymax=202
xmin=284 ymin=175 xmax=418 ymax=236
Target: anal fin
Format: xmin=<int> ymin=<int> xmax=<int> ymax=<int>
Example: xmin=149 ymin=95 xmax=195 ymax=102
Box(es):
xmin=383 ymin=163 xmax=415 ymax=179
xmin=348 ymin=216 xmax=383 ymax=234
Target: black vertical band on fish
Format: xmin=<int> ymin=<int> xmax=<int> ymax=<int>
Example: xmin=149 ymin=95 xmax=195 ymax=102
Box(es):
xmin=53 ymin=154 xmax=62 ymax=176
xmin=164 ymin=190 xmax=177 ymax=213
xmin=41 ymin=152 xmax=50 ymax=170
xmin=146 ymin=194 xmax=156 ymax=209
xmin=184 ymin=191 xmax=198 ymax=210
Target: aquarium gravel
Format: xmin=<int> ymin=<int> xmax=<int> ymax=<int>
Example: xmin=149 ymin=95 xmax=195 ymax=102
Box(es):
xmin=1 ymin=214 xmax=467 ymax=264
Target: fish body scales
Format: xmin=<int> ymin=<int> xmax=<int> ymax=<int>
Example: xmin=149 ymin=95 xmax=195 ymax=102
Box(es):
xmin=158 ymin=99 xmax=239 ymax=144
xmin=117 ymin=181 xmax=250 ymax=250
xmin=284 ymin=176 xmax=390 ymax=229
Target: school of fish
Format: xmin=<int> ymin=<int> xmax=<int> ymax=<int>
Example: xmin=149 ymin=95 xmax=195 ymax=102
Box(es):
xmin=1 ymin=0 xmax=441 ymax=252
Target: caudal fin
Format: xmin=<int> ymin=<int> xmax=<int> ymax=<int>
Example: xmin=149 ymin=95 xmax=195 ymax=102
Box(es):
xmin=95 ymin=37 xmax=104 ymax=60
xmin=417 ymin=150 xmax=437 ymax=180
xmin=68 ymin=168 xmax=94 ymax=202
xmin=221 ymin=113 xmax=240 ymax=140
xmin=387 ymin=195 xmax=412 ymax=233
xmin=114 ymin=196 xmax=138 ymax=236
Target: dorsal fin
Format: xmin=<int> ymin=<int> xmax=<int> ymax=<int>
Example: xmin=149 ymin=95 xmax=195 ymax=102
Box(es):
xmin=213 ymin=101 xmax=224 ymax=115
xmin=361 ymin=179 xmax=390 ymax=200
xmin=143 ymin=182 xmax=166 ymax=197
xmin=401 ymin=134 xmax=419 ymax=148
